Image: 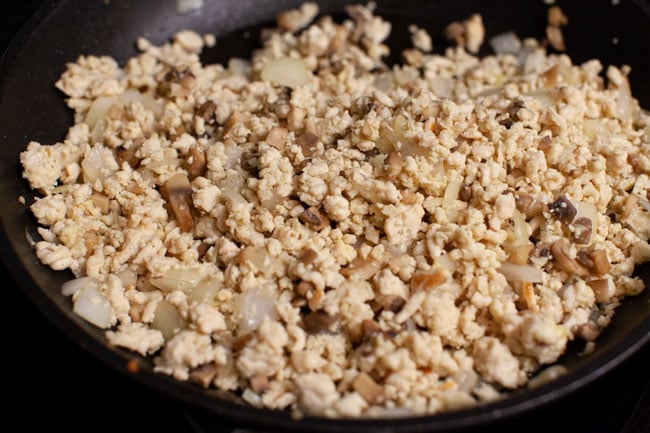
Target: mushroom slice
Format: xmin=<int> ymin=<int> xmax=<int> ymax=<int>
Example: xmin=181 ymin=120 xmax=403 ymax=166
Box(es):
xmin=165 ymin=173 xmax=194 ymax=232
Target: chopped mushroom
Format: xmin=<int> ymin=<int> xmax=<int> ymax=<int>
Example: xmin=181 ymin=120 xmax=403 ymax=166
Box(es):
xmin=352 ymin=372 xmax=384 ymax=405
xmin=381 ymin=294 xmax=406 ymax=313
xmin=340 ymin=257 xmax=382 ymax=280
xmin=302 ymin=311 xmax=339 ymax=333
xmin=411 ymin=270 xmax=446 ymax=291
xmin=571 ymin=217 xmax=592 ymax=244
xmin=549 ymin=196 xmax=577 ymax=223
xmin=196 ymin=101 xmax=217 ymax=124
xmin=185 ymin=146 xmax=207 ymax=178
xmin=165 ymin=173 xmax=194 ymax=232
xmin=299 ymin=206 xmax=329 ymax=231
xmin=551 ymin=238 xmax=588 ymax=276
xmin=190 ymin=363 xmax=219 ymax=388
xmin=574 ymin=322 xmax=600 ymax=341
xmin=296 ymin=131 xmax=320 ymax=158
xmin=588 ymin=278 xmax=616 ymax=302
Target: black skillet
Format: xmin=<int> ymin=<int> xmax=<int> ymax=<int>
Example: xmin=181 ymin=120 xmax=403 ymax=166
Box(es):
xmin=1 ymin=0 xmax=649 ymax=432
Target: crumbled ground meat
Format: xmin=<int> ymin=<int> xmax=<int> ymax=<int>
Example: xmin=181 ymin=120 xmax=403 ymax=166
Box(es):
xmin=20 ymin=2 xmax=650 ymax=418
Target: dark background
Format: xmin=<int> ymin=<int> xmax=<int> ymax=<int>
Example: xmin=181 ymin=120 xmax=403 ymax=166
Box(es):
xmin=1 ymin=1 xmax=649 ymax=433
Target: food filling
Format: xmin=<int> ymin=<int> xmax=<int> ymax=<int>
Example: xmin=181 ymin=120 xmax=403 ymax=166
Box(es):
xmin=20 ymin=3 xmax=650 ymax=417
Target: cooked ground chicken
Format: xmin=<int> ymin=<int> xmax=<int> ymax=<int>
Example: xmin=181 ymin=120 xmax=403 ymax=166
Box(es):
xmin=20 ymin=2 xmax=650 ymax=418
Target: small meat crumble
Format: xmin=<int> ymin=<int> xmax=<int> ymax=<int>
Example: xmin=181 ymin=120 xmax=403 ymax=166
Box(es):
xmin=20 ymin=2 xmax=650 ymax=418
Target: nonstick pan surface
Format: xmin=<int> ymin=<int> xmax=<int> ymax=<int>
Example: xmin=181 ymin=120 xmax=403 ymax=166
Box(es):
xmin=1 ymin=1 xmax=649 ymax=432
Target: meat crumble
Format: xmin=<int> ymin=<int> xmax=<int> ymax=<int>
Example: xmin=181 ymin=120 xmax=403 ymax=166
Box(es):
xmin=20 ymin=3 xmax=650 ymax=417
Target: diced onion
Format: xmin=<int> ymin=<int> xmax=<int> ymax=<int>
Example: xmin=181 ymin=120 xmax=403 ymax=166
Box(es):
xmin=62 ymin=276 xmax=98 ymax=296
xmin=189 ymin=280 xmax=221 ymax=304
xmin=150 ymin=267 xmax=203 ymax=293
xmin=73 ymin=286 xmax=113 ymax=329
xmin=120 ymin=89 xmax=163 ymax=119
xmin=151 ymin=300 xmax=186 ymax=341
xmin=489 ymin=32 xmax=522 ymax=55
xmin=236 ymin=286 xmax=278 ymax=332
xmin=85 ymin=97 xmax=118 ymax=129
xmin=228 ymin=58 xmax=251 ymax=77
xmin=499 ymin=261 xmax=544 ymax=283
xmin=430 ymin=77 xmax=454 ymax=99
xmin=442 ymin=174 xmax=462 ymax=210
xmin=261 ymin=57 xmax=310 ymax=89
xmin=511 ymin=209 xmax=530 ymax=244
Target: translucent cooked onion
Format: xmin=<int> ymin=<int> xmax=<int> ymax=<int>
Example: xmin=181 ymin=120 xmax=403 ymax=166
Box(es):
xmin=236 ymin=286 xmax=278 ymax=332
xmin=489 ymin=32 xmax=522 ymax=55
xmin=189 ymin=280 xmax=221 ymax=304
xmin=150 ymin=267 xmax=203 ymax=293
xmin=499 ymin=261 xmax=544 ymax=283
xmin=62 ymin=276 xmax=98 ymax=296
xmin=120 ymin=89 xmax=163 ymax=119
xmin=73 ymin=286 xmax=113 ymax=329
xmin=442 ymin=174 xmax=462 ymax=210
xmin=85 ymin=97 xmax=118 ymax=129
xmin=151 ymin=300 xmax=186 ymax=340
xmin=511 ymin=209 xmax=531 ymax=244
xmin=261 ymin=57 xmax=310 ymax=89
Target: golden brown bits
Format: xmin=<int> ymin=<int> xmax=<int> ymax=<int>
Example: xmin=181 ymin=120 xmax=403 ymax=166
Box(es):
xmin=115 ymin=139 xmax=143 ymax=169
xmin=548 ymin=196 xmax=577 ymax=223
xmin=352 ymin=372 xmax=384 ymax=405
xmin=165 ymin=173 xmax=194 ymax=233
xmin=381 ymin=294 xmax=406 ymax=313
xmin=302 ymin=311 xmax=339 ymax=333
xmin=542 ymin=64 xmax=560 ymax=88
xmin=223 ymin=111 xmax=249 ymax=137
xmin=265 ymin=126 xmax=289 ymax=149
xmin=538 ymin=135 xmax=553 ymax=150
xmin=588 ymin=278 xmax=615 ymax=303
xmin=299 ymin=206 xmax=329 ymax=231
xmin=184 ymin=146 xmax=207 ymax=178
xmin=296 ymin=131 xmax=320 ymax=158
xmin=189 ymin=363 xmax=218 ymax=388
xmin=340 ymin=257 xmax=382 ymax=280
xmin=196 ymin=101 xmax=217 ymax=124
xmin=91 ymin=192 xmax=110 ymax=214
xmin=299 ymin=248 xmax=318 ymax=265
xmin=250 ymin=375 xmax=270 ymax=393
xmin=411 ymin=270 xmax=446 ymax=291
xmin=361 ymin=319 xmax=381 ymax=339
xmin=233 ymin=333 xmax=254 ymax=352
xmin=551 ymin=238 xmax=589 ymax=276
xmin=571 ymin=217 xmax=592 ymax=244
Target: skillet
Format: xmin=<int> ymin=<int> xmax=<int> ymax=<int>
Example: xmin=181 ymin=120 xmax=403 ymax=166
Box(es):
xmin=0 ymin=0 xmax=649 ymax=431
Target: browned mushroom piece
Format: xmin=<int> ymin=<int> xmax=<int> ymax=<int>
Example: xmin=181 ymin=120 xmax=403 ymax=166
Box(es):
xmin=302 ymin=311 xmax=339 ymax=333
xmin=361 ymin=319 xmax=382 ymax=339
xmin=266 ymin=126 xmax=289 ymax=149
xmin=196 ymin=101 xmax=217 ymax=124
xmin=189 ymin=363 xmax=218 ymax=388
xmin=588 ymin=278 xmax=615 ymax=303
xmin=340 ymin=257 xmax=382 ymax=280
xmin=299 ymin=206 xmax=329 ymax=231
xmin=299 ymin=248 xmax=318 ymax=265
xmin=223 ymin=111 xmax=249 ymax=137
xmin=250 ymin=375 xmax=270 ymax=393
xmin=571 ymin=217 xmax=592 ymax=244
xmin=538 ymin=135 xmax=553 ymax=150
xmin=352 ymin=372 xmax=384 ymax=405
xmin=587 ymin=249 xmax=611 ymax=275
xmin=116 ymin=139 xmax=143 ymax=169
xmin=296 ymin=131 xmax=320 ymax=158
xmin=548 ymin=196 xmax=577 ymax=223
xmin=296 ymin=280 xmax=316 ymax=297
xmin=551 ymin=238 xmax=589 ymax=276
xmin=542 ymin=64 xmax=560 ymax=88
xmin=185 ymin=146 xmax=207 ymax=178
xmin=165 ymin=173 xmax=194 ymax=232
xmin=91 ymin=192 xmax=111 ymax=214
xmin=459 ymin=183 xmax=473 ymax=203
xmin=158 ymin=67 xmax=195 ymax=96
xmin=381 ymin=294 xmax=406 ymax=313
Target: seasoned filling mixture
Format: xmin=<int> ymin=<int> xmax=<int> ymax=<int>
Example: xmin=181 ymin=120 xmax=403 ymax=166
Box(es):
xmin=20 ymin=3 xmax=650 ymax=417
